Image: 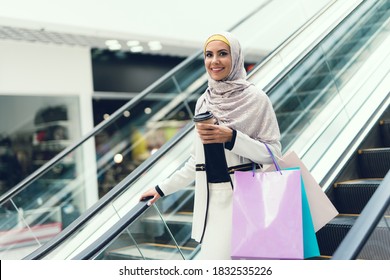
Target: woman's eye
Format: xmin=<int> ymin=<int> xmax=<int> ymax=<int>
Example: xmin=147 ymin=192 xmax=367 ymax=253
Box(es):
xmin=219 ymin=51 xmax=228 ymax=56
xmin=205 ymin=52 xmax=212 ymax=58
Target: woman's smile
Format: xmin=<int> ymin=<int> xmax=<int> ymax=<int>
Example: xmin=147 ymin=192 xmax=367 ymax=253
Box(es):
xmin=210 ymin=66 xmax=225 ymax=72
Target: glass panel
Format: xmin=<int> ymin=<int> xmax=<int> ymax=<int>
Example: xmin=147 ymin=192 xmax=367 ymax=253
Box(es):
xmin=266 ymin=0 xmax=390 ymax=154
xmin=95 ymin=204 xmax=192 ymax=260
xmin=0 ymin=200 xmax=42 ymax=259
xmin=235 ymin=0 xmax=331 ymax=64
xmin=153 ymin=188 xmax=196 ymax=258
xmin=42 ymin=200 xmax=123 ymax=259
xmin=40 ymin=128 xmax=194 ymax=259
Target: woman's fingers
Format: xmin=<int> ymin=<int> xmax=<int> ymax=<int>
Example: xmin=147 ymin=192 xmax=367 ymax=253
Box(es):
xmin=148 ymin=194 xmax=160 ymax=205
xmin=140 ymin=189 xmax=153 ymax=200
xmin=140 ymin=188 xmax=161 ymax=206
xmin=196 ymin=123 xmax=232 ymax=143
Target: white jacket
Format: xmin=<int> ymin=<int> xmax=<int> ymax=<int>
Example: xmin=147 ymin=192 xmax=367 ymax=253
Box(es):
xmin=158 ymin=129 xmax=282 ymax=242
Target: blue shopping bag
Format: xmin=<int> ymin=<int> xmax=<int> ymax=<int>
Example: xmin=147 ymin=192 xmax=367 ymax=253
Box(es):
xmin=286 ymin=167 xmax=320 ymax=258
xmin=301 ymin=179 xmax=320 ymax=258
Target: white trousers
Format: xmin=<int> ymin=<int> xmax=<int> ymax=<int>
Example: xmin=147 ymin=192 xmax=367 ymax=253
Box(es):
xmin=195 ymin=182 xmax=233 ymax=260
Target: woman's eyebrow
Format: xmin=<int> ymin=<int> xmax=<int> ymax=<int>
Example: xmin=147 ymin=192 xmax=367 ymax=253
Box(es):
xmin=205 ymin=48 xmax=229 ymax=53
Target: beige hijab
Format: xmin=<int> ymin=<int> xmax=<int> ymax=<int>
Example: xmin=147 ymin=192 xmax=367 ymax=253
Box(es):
xmin=195 ymin=32 xmax=280 ymax=144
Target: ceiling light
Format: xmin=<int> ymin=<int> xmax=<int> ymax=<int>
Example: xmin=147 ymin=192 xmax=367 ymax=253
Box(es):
xmin=144 ymin=107 xmax=152 ymax=114
xmin=130 ymin=46 xmax=143 ymax=53
xmin=114 ymin=153 xmax=123 ymax=164
xmin=126 ymin=40 xmax=140 ymax=47
xmin=108 ymin=44 xmax=122 ymax=51
xmin=105 ymin=39 xmax=122 ymax=51
xmin=105 ymin=39 xmax=119 ymax=45
xmin=148 ymin=40 xmax=162 ymax=51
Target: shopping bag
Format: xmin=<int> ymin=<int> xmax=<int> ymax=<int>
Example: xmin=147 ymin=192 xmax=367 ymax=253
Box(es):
xmin=231 ymin=154 xmax=304 ymax=259
xmin=265 ymin=150 xmax=338 ymax=232
xmin=299 ymin=170 xmax=321 ymax=258
xmin=280 ymin=166 xmax=320 ymax=258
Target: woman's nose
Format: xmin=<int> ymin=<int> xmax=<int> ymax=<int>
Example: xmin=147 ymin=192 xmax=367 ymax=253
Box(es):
xmin=212 ymin=56 xmax=219 ymax=64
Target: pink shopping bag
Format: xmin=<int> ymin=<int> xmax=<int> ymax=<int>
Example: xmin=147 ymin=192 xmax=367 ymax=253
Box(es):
xmin=264 ymin=150 xmax=338 ymax=232
xmin=231 ymin=165 xmax=304 ymax=259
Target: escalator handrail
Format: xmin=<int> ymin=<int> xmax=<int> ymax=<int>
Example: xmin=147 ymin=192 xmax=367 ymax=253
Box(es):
xmin=24 ymin=122 xmax=195 ymax=259
xmin=72 ymin=197 xmax=153 ymax=260
xmin=331 ymin=171 xmax=390 ymax=260
xmin=0 ymin=1 xmax=274 ymax=206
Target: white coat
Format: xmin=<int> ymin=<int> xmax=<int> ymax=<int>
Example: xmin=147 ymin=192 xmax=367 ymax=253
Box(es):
xmin=158 ymin=128 xmax=282 ymax=242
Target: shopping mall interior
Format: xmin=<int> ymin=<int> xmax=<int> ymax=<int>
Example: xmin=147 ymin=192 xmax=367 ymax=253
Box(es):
xmin=0 ymin=0 xmax=389 ymax=261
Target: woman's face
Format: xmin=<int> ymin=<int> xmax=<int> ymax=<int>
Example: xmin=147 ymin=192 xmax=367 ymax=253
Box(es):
xmin=204 ymin=40 xmax=232 ymax=81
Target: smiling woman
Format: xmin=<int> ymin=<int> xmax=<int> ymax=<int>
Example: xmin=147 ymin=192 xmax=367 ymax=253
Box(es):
xmin=141 ymin=32 xmax=282 ymax=260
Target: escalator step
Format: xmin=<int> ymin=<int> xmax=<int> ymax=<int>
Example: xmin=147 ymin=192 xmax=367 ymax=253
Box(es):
xmin=317 ymin=215 xmax=390 ymax=259
xmin=316 ymin=215 xmax=357 ymax=256
xmin=358 ymin=148 xmax=390 ymax=178
xmin=333 ymin=179 xmax=381 ymax=214
xmin=356 ymin=221 xmax=390 ymax=260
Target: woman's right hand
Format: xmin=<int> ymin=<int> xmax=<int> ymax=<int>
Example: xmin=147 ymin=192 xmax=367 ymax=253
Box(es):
xmin=196 ymin=123 xmax=233 ymax=144
xmin=140 ymin=187 xmax=161 ymax=206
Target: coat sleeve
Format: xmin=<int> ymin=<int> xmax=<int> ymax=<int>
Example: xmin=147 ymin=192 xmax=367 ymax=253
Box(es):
xmin=230 ymin=130 xmax=282 ymax=165
xmin=157 ymin=146 xmax=196 ymax=196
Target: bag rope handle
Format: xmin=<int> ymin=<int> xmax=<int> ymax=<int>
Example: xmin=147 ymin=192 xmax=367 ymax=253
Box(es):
xmin=251 ymin=142 xmax=282 ymax=176
xmin=263 ymin=142 xmax=282 ymax=172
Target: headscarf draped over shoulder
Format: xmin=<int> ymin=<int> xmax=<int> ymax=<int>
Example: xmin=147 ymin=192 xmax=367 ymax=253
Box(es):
xmin=196 ymin=32 xmax=280 ymax=144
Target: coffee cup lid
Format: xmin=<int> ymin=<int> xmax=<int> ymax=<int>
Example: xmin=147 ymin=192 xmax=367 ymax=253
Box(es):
xmin=193 ymin=111 xmax=214 ymax=122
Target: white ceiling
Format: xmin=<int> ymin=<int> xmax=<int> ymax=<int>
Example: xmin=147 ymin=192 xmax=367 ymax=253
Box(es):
xmin=0 ymin=0 xmax=267 ymax=57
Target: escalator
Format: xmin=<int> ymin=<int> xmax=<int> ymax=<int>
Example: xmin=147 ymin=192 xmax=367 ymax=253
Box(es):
xmin=317 ymin=109 xmax=390 ymax=259
xmin=24 ymin=0 xmax=390 ymax=260
xmin=0 ymin=0 xmax=339 ymax=259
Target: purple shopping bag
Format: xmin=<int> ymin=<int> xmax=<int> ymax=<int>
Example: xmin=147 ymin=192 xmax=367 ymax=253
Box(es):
xmin=231 ymin=168 xmax=303 ymax=259
xmin=264 ymin=150 xmax=338 ymax=232
xmin=231 ymin=144 xmax=303 ymax=260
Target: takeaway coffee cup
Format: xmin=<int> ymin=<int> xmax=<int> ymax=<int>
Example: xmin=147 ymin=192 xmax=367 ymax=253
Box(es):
xmin=193 ymin=111 xmax=217 ymax=124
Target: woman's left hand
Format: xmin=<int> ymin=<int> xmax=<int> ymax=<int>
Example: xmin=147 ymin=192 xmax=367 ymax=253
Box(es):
xmin=195 ymin=123 xmax=233 ymax=144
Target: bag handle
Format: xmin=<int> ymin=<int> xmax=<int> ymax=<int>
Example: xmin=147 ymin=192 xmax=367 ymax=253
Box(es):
xmin=251 ymin=143 xmax=282 ymax=176
xmin=263 ymin=142 xmax=282 ymax=172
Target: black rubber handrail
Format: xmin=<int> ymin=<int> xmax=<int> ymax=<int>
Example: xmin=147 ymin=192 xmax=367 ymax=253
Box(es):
xmin=72 ymin=196 xmax=153 ymax=260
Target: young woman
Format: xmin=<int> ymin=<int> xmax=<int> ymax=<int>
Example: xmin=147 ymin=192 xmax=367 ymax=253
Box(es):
xmin=141 ymin=32 xmax=282 ymax=259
